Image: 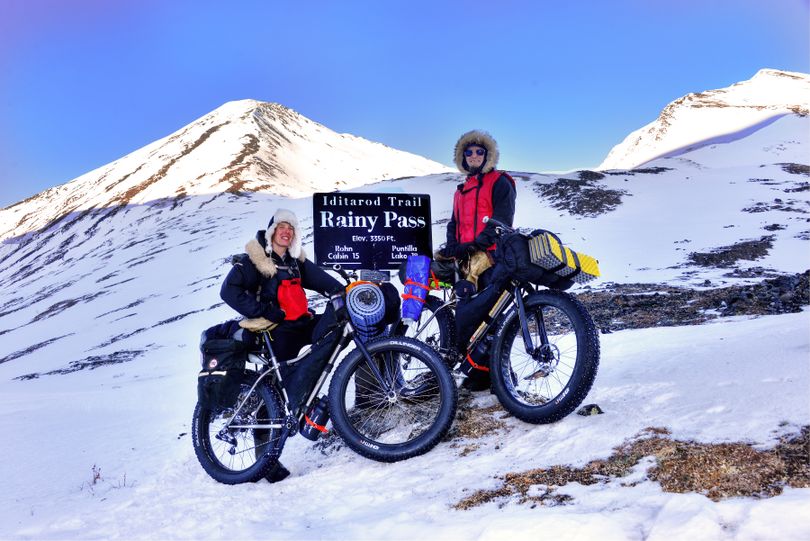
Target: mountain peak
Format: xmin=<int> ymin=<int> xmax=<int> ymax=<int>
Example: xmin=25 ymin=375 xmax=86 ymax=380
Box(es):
xmin=598 ymin=69 xmax=810 ymax=170
xmin=751 ymin=68 xmax=808 ymax=81
xmin=0 ymin=101 xmax=451 ymax=242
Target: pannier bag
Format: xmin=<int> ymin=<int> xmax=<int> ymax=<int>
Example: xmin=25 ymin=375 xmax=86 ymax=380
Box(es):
xmin=527 ymin=230 xmax=600 ymax=284
xmin=494 ymin=233 xmax=572 ymax=290
xmin=401 ymin=255 xmax=432 ymax=324
xmin=197 ymin=336 xmax=249 ymax=410
xmin=494 ymin=230 xmax=599 ymax=289
xmin=378 ymin=282 xmax=402 ymax=327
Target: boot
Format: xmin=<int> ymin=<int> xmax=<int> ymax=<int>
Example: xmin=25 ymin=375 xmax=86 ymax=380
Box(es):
xmin=264 ymin=460 xmax=290 ymax=483
xmin=461 ymin=371 xmax=491 ymax=392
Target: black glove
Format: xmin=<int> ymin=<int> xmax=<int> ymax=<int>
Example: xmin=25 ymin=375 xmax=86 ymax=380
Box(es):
xmin=438 ymin=244 xmax=455 ymax=260
xmin=453 ymin=242 xmax=476 ymax=259
xmin=262 ymin=305 xmax=286 ymax=324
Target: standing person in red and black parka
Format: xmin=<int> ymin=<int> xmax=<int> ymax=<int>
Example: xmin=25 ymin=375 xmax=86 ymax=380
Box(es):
xmin=442 ymin=130 xmax=516 ymax=286
xmin=440 ymin=130 xmax=517 ymax=391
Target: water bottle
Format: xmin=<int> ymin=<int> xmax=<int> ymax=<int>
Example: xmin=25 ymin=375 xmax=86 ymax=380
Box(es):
xmin=300 ymin=397 xmax=330 ymax=441
xmin=460 ymin=341 xmax=490 ymax=376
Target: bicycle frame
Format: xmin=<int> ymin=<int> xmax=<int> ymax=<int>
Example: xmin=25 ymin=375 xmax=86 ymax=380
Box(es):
xmin=223 ymin=316 xmax=395 ymax=436
xmin=409 ymin=281 xmax=551 ymax=369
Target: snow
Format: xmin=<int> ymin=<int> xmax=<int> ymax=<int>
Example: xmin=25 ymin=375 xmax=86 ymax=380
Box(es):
xmin=1 ymin=311 xmax=807 ymax=540
xmin=599 ymin=69 xmax=810 ymax=170
xmin=0 ymin=71 xmax=809 ymax=539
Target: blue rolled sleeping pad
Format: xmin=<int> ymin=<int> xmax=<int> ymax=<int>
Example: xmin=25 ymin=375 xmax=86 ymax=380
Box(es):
xmin=401 ymin=255 xmax=431 ymax=325
xmin=346 ymin=282 xmax=386 ymax=343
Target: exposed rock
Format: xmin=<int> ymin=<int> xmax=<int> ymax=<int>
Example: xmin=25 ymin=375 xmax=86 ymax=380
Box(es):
xmin=578 ymin=271 xmax=810 ymax=332
xmin=687 ymin=236 xmax=774 ymax=267
xmin=533 ymin=177 xmax=629 ymax=217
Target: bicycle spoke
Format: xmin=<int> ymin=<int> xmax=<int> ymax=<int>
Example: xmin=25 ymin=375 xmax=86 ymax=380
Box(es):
xmin=503 ymin=303 xmax=580 ymax=406
xmin=344 ymin=353 xmax=442 ymax=445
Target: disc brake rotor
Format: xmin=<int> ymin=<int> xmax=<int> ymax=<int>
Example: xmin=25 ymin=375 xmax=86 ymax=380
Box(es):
xmin=525 ymin=343 xmax=560 ymax=380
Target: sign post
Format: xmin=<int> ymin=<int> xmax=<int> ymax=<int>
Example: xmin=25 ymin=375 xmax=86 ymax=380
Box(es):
xmin=313 ymin=192 xmax=432 ymax=270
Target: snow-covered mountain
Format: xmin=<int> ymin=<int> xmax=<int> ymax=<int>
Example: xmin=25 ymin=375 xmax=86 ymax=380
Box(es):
xmin=0 ymin=77 xmax=808 ymax=539
xmin=598 ymin=69 xmax=810 ymax=170
xmin=0 ymin=99 xmax=451 ymax=243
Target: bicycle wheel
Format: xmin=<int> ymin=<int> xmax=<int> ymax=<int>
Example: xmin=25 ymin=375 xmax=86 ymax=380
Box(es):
xmin=393 ymin=294 xmax=456 ymax=367
xmin=491 ymin=290 xmax=599 ymax=424
xmin=192 ymin=379 xmax=285 ymax=484
xmin=328 ymin=336 xmax=457 ymax=462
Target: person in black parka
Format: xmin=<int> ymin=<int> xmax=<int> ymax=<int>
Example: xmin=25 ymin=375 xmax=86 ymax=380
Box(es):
xmin=221 ymin=208 xmax=343 ymax=365
xmin=220 ymin=208 xmax=343 ymax=483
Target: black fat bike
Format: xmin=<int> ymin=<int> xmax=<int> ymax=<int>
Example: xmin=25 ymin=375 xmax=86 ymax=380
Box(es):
xmin=397 ymin=218 xmax=600 ymax=425
xmin=192 ymin=284 xmax=458 ymax=485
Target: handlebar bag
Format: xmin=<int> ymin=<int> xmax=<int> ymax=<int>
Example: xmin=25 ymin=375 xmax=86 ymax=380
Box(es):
xmin=197 ymin=338 xmax=249 ymax=410
xmin=430 ymin=259 xmax=457 ymax=286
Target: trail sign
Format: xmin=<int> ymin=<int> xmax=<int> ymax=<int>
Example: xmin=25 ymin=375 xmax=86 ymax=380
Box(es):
xmin=313 ymin=192 xmax=432 ymax=270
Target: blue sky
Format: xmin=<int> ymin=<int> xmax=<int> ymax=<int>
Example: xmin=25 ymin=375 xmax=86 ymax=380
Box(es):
xmin=1 ymin=0 xmax=808 ymax=207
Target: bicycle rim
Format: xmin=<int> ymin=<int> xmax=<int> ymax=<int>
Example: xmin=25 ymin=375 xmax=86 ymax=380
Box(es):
xmin=197 ymin=384 xmax=284 ymax=476
xmin=334 ymin=341 xmax=452 ymax=448
xmin=501 ymin=302 xmax=580 ymax=406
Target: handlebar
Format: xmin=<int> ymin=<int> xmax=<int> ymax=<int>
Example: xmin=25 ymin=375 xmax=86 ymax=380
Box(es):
xmin=329 ymin=265 xmax=391 ymax=285
xmin=331 ymin=264 xmax=353 ymax=285
xmin=482 ymin=215 xmax=515 ymax=236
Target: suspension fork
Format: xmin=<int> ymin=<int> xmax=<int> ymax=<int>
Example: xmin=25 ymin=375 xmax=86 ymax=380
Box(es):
xmin=514 ymin=286 xmax=536 ymax=356
xmin=515 ymin=289 xmax=553 ymax=362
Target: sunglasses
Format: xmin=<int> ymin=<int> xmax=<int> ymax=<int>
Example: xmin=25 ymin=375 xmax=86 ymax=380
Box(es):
xmin=464 ymin=148 xmax=486 ymax=157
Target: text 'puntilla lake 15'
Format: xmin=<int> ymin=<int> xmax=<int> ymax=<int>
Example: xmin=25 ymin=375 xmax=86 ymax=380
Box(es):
xmin=313 ymin=192 xmax=432 ymax=270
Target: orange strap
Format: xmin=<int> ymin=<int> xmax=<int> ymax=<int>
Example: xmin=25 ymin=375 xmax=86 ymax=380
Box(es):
xmin=346 ymin=280 xmax=374 ymax=292
xmin=404 ymin=279 xmax=431 ymax=291
xmin=305 ymin=415 xmax=328 ymax=433
xmin=402 ymin=278 xmax=430 ymax=304
xmin=466 ymin=353 xmax=490 ymax=372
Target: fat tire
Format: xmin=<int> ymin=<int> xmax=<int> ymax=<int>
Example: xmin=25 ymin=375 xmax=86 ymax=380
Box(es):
xmin=328 ymin=336 xmax=457 ymax=462
xmin=491 ymin=290 xmax=599 ymax=424
xmin=192 ymin=380 xmax=285 ymax=484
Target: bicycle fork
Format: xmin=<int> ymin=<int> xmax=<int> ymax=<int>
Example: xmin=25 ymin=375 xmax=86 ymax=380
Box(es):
xmin=515 ymin=289 xmax=555 ymax=379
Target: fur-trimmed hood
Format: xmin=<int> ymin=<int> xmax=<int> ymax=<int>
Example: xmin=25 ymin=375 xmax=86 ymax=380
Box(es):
xmin=245 ymin=235 xmax=306 ymax=278
xmin=453 ymin=130 xmax=499 ymax=174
